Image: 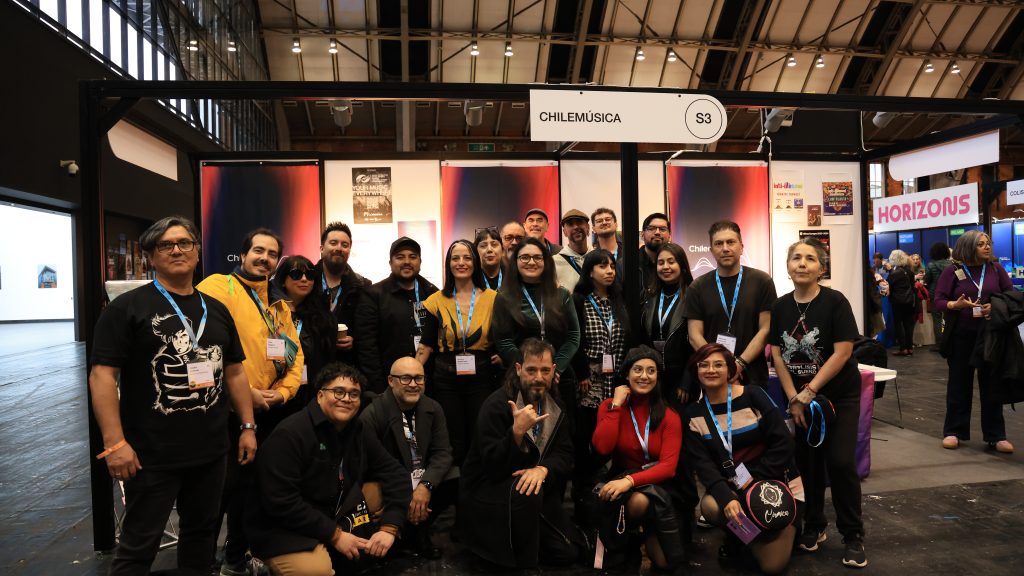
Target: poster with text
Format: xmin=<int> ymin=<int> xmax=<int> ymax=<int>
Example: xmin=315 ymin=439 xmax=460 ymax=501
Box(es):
xmin=352 ymin=167 xmax=393 ymax=223
xmin=201 ymin=162 xmax=322 ymax=275
xmin=772 ymin=169 xmax=805 ymax=221
xmin=667 ymin=163 xmax=770 ymax=278
xmin=807 ymin=205 xmax=822 ymax=226
xmin=822 ymin=179 xmax=854 ymax=216
xmin=798 ymin=229 xmax=831 ymax=279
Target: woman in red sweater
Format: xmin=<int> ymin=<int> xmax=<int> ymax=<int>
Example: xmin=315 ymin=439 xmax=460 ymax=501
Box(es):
xmin=592 ymin=345 xmax=685 ymax=570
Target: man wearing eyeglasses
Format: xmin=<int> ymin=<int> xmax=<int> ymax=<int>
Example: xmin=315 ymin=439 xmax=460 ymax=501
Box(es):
xmin=248 ymin=362 xmax=412 ymax=573
xmin=316 ymin=222 xmax=371 ymax=368
xmin=591 ymin=207 xmax=624 ymax=276
xmin=500 ymin=221 xmax=527 ymax=269
xmin=90 ymin=216 xmax=257 ymax=575
xmin=197 ymin=227 xmax=304 ymax=576
xmin=360 ymin=357 xmax=454 ymax=559
xmin=640 ymin=213 xmax=672 ymax=304
xmin=553 ymin=209 xmax=591 ymax=292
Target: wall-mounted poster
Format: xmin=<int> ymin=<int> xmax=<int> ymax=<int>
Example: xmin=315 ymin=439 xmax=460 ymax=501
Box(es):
xmin=823 ymin=179 xmax=855 ymax=216
xmin=352 ymin=167 xmax=393 ymax=224
xmin=807 ymin=205 xmax=822 ymax=226
xmin=37 ymin=265 xmax=57 ymax=288
xmin=799 ymin=229 xmax=831 ymax=280
xmin=772 ymin=169 xmax=805 ymax=218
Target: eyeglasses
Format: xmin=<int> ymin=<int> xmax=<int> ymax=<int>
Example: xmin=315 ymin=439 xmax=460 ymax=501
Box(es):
xmin=697 ymin=361 xmax=728 ymax=370
xmin=286 ymin=268 xmax=315 ymax=281
xmin=518 ymin=254 xmax=544 ymax=264
xmin=390 ymin=374 xmax=425 ymax=385
xmin=630 ymin=365 xmax=657 ymax=376
xmin=644 ymin=226 xmax=669 ymax=234
xmin=475 ymin=226 xmax=498 ymax=237
xmin=320 ymin=387 xmax=361 ymax=400
xmin=503 ymin=234 xmax=525 ymax=244
xmin=155 ymin=239 xmax=197 ymax=253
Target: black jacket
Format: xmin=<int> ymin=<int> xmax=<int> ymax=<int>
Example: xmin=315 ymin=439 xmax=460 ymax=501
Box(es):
xmin=246 ymin=401 xmax=412 ymax=559
xmin=314 ymin=261 xmax=371 ymax=368
xmin=570 ymin=291 xmax=634 ymax=380
xmin=640 ymin=290 xmax=695 ymax=402
xmin=887 ymin=265 xmax=916 ymax=307
xmin=975 ymin=290 xmax=1024 ymax=404
xmin=355 ymin=274 xmax=439 ymax=392
xmin=359 ymin=391 xmax=454 ymax=488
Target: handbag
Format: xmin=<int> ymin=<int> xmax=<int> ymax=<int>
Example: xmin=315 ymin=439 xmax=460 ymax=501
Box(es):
xmin=939 ymin=308 xmax=959 ymax=359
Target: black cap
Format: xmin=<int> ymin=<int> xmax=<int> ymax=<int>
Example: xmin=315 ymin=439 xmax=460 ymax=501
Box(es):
xmin=619 ymin=345 xmax=666 ymax=379
xmin=525 ymin=208 xmax=549 ymax=221
xmin=389 ymin=236 xmax=421 ymax=257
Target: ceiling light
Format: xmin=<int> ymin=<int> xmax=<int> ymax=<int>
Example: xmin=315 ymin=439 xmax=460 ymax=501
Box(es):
xmin=667 ymin=50 xmax=677 ymax=62
xmin=815 ymin=56 xmax=825 ymax=68
xmin=924 ymin=61 xmax=934 ymax=73
xmin=328 ymin=40 xmax=338 ymax=54
xmin=331 ymin=100 xmax=353 ymax=128
xmin=291 ymin=39 xmax=302 ymax=54
xmin=786 ymin=54 xmax=797 ymax=67
xmin=464 ymin=100 xmax=485 ymax=127
xmin=950 ymin=63 xmax=960 ymax=74
xmin=636 ymin=48 xmax=645 ymax=61
xmin=227 ymin=40 xmax=237 ymax=53
xmin=470 ymin=42 xmax=479 ymax=56
xmin=872 ymin=111 xmax=896 ymax=129
xmin=504 ymin=42 xmax=513 ymax=57
xmin=187 ymin=39 xmax=199 ymax=52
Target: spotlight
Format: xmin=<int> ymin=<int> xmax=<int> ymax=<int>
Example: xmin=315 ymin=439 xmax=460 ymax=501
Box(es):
xmin=328 ymin=40 xmax=338 ymax=54
xmin=924 ymin=61 xmax=934 ymax=73
xmin=950 ymin=63 xmax=960 ymax=74
xmin=815 ymin=56 xmax=825 ymax=68
xmin=504 ymin=42 xmax=513 ymax=57
xmin=636 ymin=48 xmax=645 ymax=61
xmin=464 ymin=100 xmax=485 ymax=127
xmin=667 ymin=50 xmax=677 ymax=62
xmin=786 ymin=55 xmax=797 ymax=67
xmin=764 ymin=108 xmax=794 ymax=133
xmin=331 ymin=100 xmax=353 ymax=128
xmin=227 ymin=40 xmax=237 ymax=53
xmin=292 ymin=39 xmax=302 ymax=54
xmin=470 ymin=42 xmax=480 ymax=56
xmin=872 ymin=111 xmax=896 ymax=129
xmin=187 ymin=39 xmax=199 ymax=52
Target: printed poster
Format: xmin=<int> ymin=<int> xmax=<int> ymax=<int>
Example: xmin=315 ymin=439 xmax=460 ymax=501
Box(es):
xmin=352 ymin=167 xmax=393 ymax=224
xmin=772 ymin=169 xmax=805 ymax=221
xmin=807 ymin=205 xmax=822 ymax=226
xmin=823 ymin=179 xmax=854 ymax=216
xmin=798 ymin=229 xmax=831 ymax=280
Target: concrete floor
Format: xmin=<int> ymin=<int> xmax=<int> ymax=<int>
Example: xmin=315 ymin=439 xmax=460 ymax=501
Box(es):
xmin=2 ymin=340 xmax=1023 ymax=575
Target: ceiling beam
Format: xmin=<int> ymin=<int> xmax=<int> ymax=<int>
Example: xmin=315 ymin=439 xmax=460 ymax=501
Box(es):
xmin=724 ymin=0 xmax=768 ymax=90
xmin=867 ymin=0 xmax=926 ymax=95
xmin=569 ymin=0 xmax=595 ymax=84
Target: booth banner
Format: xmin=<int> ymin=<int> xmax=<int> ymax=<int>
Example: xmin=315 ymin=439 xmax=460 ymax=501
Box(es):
xmin=1007 ymin=178 xmax=1024 ymax=206
xmin=352 ymin=167 xmax=393 ymax=223
xmin=667 ymin=163 xmax=770 ymax=278
xmin=872 ymin=182 xmax=978 ymax=233
xmin=798 ymin=229 xmax=831 ymax=279
xmin=823 ymin=179 xmax=854 ymax=216
xmin=200 ymin=162 xmax=322 ymax=275
xmin=440 ymin=164 xmax=560 ymax=250
xmin=772 ymin=169 xmax=805 ymax=221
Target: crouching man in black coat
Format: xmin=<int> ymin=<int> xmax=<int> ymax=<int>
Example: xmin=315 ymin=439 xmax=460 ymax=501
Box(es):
xmin=246 ymin=362 xmax=412 ymax=575
xmin=458 ymin=337 xmax=578 ymax=568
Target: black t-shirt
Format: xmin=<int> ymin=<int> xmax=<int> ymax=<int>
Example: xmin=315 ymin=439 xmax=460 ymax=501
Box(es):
xmin=769 ymin=286 xmax=860 ymax=399
xmin=91 ymin=283 xmax=245 ymax=470
xmin=681 ymin=266 xmax=777 ymax=382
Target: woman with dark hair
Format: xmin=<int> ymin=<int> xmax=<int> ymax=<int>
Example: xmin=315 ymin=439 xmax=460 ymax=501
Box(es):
xmin=591 ymin=345 xmax=686 ymax=570
xmin=419 ymin=240 xmax=498 ymax=465
xmin=924 ymin=241 xmax=953 ymax=345
xmin=639 ymin=242 xmax=695 ymax=405
xmin=770 ymin=238 xmax=865 ymax=568
xmin=684 ymin=343 xmax=802 ymax=575
xmin=934 ymin=230 xmax=1014 ymax=453
xmin=474 ymin=227 xmax=505 ymax=291
xmin=272 ymin=255 xmax=337 ymax=407
xmin=886 ymin=249 xmax=917 ymax=356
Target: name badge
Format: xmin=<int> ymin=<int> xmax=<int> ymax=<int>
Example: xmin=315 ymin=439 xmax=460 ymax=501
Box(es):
xmin=602 ymin=354 xmax=615 ymax=374
xmin=456 ymin=353 xmax=477 ymax=375
xmin=954 ymin=269 xmax=967 ymax=281
xmin=727 ymin=511 xmax=762 ymax=545
xmin=187 ymin=361 xmax=215 ymax=389
xmin=266 ymin=338 xmax=286 ymax=361
xmin=411 ymin=467 xmax=425 ymax=489
xmin=413 ymin=335 xmax=422 ymax=351
xmin=973 ymin=306 xmax=983 ymax=318
xmin=653 ymin=340 xmax=666 ymax=353
xmin=716 ymin=333 xmax=738 ymax=354
xmin=301 ymin=365 xmax=308 ymax=385
xmin=731 ymin=462 xmax=753 ymax=490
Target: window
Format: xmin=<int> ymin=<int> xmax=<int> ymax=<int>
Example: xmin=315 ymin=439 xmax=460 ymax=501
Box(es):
xmin=903 ymin=178 xmax=917 ymax=194
xmin=869 ymin=163 xmax=884 ymax=198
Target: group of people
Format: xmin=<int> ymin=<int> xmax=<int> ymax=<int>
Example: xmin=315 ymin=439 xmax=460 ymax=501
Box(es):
xmin=92 ymin=207 xmax=874 ymax=576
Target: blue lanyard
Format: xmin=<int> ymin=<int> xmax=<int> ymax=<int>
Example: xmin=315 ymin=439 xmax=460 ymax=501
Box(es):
xmin=715 ymin=267 xmax=743 ymax=333
xmin=658 ymin=289 xmax=680 ymax=337
xmin=807 ymin=400 xmax=827 ymax=448
xmin=962 ymin=263 xmax=986 ymax=300
xmin=587 ymin=294 xmax=615 ymax=335
xmin=703 ymin=385 xmax=734 ymax=457
xmin=153 ymin=279 xmax=207 ymax=348
xmin=454 ymin=287 xmax=477 ymax=351
xmin=521 ymin=287 xmax=546 ymax=341
xmin=563 ymin=253 xmax=583 ymax=275
xmin=486 ymin=269 xmax=503 ymax=290
xmin=411 ymin=280 xmax=422 ymax=329
xmin=248 ymin=287 xmax=278 ymax=336
xmin=321 ymin=273 xmax=342 ymax=312
xmin=532 ymin=400 xmax=545 ymax=439
xmin=295 ymin=319 xmax=303 ymax=337
xmin=628 ymin=404 xmax=651 ymax=462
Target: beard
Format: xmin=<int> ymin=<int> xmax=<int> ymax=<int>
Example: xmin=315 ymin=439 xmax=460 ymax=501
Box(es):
xmin=520 ymin=380 xmax=547 ymax=404
xmin=323 ymin=256 xmax=346 ymax=275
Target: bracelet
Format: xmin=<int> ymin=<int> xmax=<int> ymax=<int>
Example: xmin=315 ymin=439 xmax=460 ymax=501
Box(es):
xmin=801 ymin=383 xmax=818 ymax=397
xmin=735 ymin=357 xmax=748 ymax=368
xmin=379 ymin=524 xmax=400 ymax=536
xmin=95 ymin=439 xmax=127 ymax=460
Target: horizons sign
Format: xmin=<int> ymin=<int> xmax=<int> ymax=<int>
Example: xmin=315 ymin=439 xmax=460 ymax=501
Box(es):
xmin=872 ymin=182 xmax=978 ymax=233
xmin=529 ymin=89 xmax=727 ymax=144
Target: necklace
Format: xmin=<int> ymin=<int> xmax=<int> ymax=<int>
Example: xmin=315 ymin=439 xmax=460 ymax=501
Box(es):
xmin=795 ymin=298 xmax=813 ymax=322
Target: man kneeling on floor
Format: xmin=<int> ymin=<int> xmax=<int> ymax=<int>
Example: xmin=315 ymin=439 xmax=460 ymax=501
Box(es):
xmin=247 ymin=362 xmax=411 ymax=575
xmin=458 ymin=337 xmax=580 ymax=568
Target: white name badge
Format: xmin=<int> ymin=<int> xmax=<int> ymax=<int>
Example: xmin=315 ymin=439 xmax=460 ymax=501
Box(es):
xmin=301 ymin=365 xmax=309 ymax=385
xmin=456 ymin=353 xmax=477 ymax=375
xmin=266 ymin=338 xmax=286 ymax=361
xmin=731 ymin=462 xmax=753 ymax=490
xmin=411 ymin=467 xmax=425 ymax=489
xmin=954 ymin=269 xmax=967 ymax=281
xmin=602 ymin=354 xmax=615 ymax=374
xmin=187 ymin=361 xmax=215 ymax=389
xmin=716 ymin=333 xmax=738 ymax=354
xmin=973 ymin=306 xmax=983 ymax=318
xmin=413 ymin=335 xmax=422 ymax=351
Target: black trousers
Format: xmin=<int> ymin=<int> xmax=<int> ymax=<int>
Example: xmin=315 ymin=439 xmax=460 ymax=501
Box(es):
xmin=430 ymin=352 xmax=494 ymax=466
xmin=892 ymin=302 xmax=916 ymax=350
xmin=510 ymin=477 xmax=578 ymax=568
xmin=794 ymin=391 xmax=864 ymax=542
xmin=222 ymin=409 xmax=279 ymax=565
xmin=110 ymin=456 xmax=227 ymax=576
xmin=943 ymin=331 xmax=1006 ymax=442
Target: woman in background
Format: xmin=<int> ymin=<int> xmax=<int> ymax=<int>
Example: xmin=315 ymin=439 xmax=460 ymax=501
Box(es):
xmin=886 ymin=249 xmax=916 ymax=356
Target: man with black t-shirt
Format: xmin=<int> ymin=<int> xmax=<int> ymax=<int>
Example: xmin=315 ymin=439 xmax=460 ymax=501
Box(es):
xmin=90 ymin=216 xmax=256 ymax=575
xmin=683 ymin=221 xmax=776 ymax=388
xmin=316 ymin=222 xmax=371 ymax=367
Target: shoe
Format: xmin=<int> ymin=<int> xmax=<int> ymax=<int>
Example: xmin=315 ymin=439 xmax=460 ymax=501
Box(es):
xmin=219 ymin=560 xmax=249 ymax=576
xmin=906 ymin=349 xmax=914 ymax=356
xmin=842 ymin=539 xmax=868 ymax=568
xmin=991 ymin=440 xmax=1014 ymax=454
xmin=797 ymin=528 xmax=827 ymax=552
xmin=942 ymin=436 xmax=959 ymax=449
xmin=695 ymin=514 xmax=713 ymax=529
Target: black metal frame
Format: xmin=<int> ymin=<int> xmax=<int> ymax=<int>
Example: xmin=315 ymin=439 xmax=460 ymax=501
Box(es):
xmin=81 ymin=79 xmax=1024 ymax=552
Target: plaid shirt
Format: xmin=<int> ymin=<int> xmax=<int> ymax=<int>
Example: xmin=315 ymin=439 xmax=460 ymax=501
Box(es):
xmin=580 ymin=295 xmax=626 ymax=408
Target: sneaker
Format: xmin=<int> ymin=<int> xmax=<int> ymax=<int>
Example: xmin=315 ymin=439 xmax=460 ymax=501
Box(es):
xmin=797 ymin=528 xmax=827 ymax=552
xmin=842 ymin=540 xmax=868 ymax=568
xmin=219 ymin=561 xmax=249 ymax=576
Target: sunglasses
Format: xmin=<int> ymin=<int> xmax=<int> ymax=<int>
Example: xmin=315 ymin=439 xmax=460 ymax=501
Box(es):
xmin=286 ymin=268 xmax=315 ymax=281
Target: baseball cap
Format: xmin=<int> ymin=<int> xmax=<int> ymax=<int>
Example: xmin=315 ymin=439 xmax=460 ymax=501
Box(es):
xmin=524 ymin=208 xmax=549 ymax=221
xmin=560 ymin=209 xmax=589 ymax=225
xmin=389 ymin=236 xmax=421 ymax=257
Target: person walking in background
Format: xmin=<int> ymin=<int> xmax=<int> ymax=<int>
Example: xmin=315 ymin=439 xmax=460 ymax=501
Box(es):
xmin=924 ymin=242 xmax=953 ymax=347
xmin=886 ymin=250 xmax=917 ymax=356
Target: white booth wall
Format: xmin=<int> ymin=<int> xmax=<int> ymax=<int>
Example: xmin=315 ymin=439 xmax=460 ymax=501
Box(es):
xmin=558 ymin=160 xmax=666 ymax=245
xmin=0 ymin=204 xmax=75 ymax=321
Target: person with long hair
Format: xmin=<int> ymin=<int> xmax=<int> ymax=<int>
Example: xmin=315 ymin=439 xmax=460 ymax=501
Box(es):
xmin=591 ymin=345 xmax=686 ymax=570
xmin=934 ymin=230 xmax=1014 ymax=453
xmin=474 ymin=227 xmax=505 ymax=291
xmin=640 ymin=242 xmax=695 ymax=405
xmin=886 ymin=249 xmax=917 ymax=356
xmin=924 ymin=241 xmax=953 ymax=346
xmin=770 ymin=238 xmax=866 ymax=568
xmin=684 ymin=343 xmax=802 ymax=575
xmin=419 ymin=240 xmax=499 ymax=465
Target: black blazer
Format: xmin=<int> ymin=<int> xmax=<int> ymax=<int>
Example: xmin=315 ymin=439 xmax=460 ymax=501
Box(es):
xmin=313 ymin=261 xmax=371 ymax=368
xmin=359 ymin=391 xmax=454 ymax=489
xmin=640 ymin=289 xmax=695 ymax=401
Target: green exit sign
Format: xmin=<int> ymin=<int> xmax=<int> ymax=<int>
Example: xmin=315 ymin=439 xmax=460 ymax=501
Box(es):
xmin=950 ymin=228 xmax=965 ymax=236
xmin=468 ymin=143 xmax=495 ymax=152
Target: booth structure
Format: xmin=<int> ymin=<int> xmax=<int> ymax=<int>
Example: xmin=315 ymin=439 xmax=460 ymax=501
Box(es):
xmin=78 ymin=80 xmax=1024 ymax=550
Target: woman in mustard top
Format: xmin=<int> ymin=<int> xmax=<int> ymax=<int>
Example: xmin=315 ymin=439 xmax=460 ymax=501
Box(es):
xmin=420 ymin=240 xmax=499 ymax=464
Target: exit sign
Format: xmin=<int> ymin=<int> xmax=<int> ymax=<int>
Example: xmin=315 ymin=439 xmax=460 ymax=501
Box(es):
xmin=950 ymin=228 xmax=965 ymax=237
xmin=468 ymin=143 xmax=494 ymax=152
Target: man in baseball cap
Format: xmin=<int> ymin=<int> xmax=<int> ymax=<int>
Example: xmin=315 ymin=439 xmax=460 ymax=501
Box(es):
xmin=523 ymin=208 xmax=561 ymax=255
xmin=553 ymin=209 xmax=591 ymax=291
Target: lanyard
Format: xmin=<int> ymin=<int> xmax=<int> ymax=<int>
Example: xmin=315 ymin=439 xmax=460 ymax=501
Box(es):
xmin=410 ymin=280 xmax=423 ymax=330
xmin=249 ymin=287 xmax=278 ymax=336
xmin=658 ymin=289 xmax=680 ymax=338
xmin=402 ymin=413 xmax=421 ymax=465
xmin=532 ymin=400 xmax=545 ymax=439
xmin=322 ymin=273 xmax=342 ymax=312
xmin=703 ymin=385 xmax=734 ymax=457
xmin=153 ymin=279 xmax=207 ymax=348
xmin=962 ymin=263 xmax=986 ymax=300
xmin=522 ymin=287 xmax=546 ymax=341
xmin=628 ymin=404 xmax=651 ymax=462
xmin=587 ymin=294 xmax=615 ymax=335
xmin=486 ymin=269 xmax=503 ymax=291
xmin=295 ymin=319 xmax=303 ymax=337
xmin=807 ymin=400 xmax=827 ymax=448
xmin=562 ymin=253 xmax=583 ymax=275
xmin=454 ymin=287 xmax=477 ymax=351
xmin=715 ymin=267 xmax=743 ymax=333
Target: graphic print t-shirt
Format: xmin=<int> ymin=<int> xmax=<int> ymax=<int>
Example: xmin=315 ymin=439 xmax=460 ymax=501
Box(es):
xmin=769 ymin=286 xmax=860 ymax=399
xmin=91 ymin=283 xmax=245 ymax=470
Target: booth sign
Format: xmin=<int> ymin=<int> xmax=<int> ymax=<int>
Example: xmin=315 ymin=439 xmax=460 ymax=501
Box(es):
xmin=872 ymin=182 xmax=978 ymax=233
xmin=1008 ymin=178 xmax=1024 ymax=206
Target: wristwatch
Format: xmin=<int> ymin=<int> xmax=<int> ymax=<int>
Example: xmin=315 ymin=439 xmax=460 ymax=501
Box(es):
xmin=420 ymin=480 xmax=434 ymax=492
xmin=240 ymin=422 xmax=258 ymax=432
